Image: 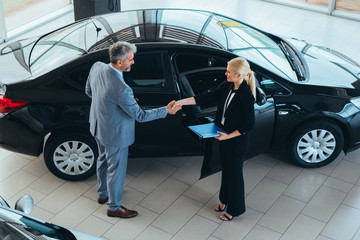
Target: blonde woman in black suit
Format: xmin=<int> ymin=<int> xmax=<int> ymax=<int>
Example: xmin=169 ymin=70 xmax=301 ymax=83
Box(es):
xmin=174 ymin=57 xmax=256 ymax=221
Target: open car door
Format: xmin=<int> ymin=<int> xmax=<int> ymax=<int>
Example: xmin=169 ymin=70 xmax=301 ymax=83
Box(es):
xmin=175 ymin=52 xmax=275 ymax=179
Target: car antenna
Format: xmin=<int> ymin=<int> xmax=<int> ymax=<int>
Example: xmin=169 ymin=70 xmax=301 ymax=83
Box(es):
xmin=90 ymin=18 xmax=102 ymax=38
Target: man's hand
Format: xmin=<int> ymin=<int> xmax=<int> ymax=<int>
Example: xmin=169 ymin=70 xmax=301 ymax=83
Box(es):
xmin=167 ymin=100 xmax=182 ymax=115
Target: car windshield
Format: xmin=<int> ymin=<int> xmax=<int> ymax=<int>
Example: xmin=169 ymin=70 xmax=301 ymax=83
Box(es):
xmin=0 ymin=208 xmax=70 ymax=239
xmin=203 ymin=15 xmax=296 ymax=81
xmin=22 ymin=9 xmax=296 ymax=81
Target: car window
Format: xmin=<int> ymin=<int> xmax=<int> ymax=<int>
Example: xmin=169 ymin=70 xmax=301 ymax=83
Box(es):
xmin=68 ymin=56 xmax=109 ymax=89
xmin=257 ymin=74 xmax=291 ymax=96
xmin=175 ymin=53 xmax=228 ymax=74
xmin=186 ymin=70 xmax=227 ymax=95
xmin=123 ymin=52 xmax=166 ymax=89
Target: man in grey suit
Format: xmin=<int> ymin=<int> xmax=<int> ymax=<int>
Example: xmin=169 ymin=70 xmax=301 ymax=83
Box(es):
xmin=85 ymin=41 xmax=180 ymax=218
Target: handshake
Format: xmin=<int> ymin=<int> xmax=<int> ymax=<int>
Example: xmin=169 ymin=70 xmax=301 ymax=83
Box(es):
xmin=166 ymin=100 xmax=183 ymax=115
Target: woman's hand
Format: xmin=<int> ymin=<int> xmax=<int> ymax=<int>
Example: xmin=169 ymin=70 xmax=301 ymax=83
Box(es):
xmin=215 ymin=131 xmax=229 ymax=141
xmin=215 ymin=130 xmax=241 ymax=141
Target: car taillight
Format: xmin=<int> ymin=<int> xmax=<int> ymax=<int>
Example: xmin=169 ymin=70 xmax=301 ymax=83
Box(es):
xmin=0 ymin=95 xmax=29 ymax=114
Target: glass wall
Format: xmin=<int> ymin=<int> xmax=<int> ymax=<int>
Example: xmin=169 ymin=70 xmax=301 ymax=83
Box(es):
xmin=275 ymin=0 xmax=360 ymax=13
xmin=336 ymin=0 xmax=360 ymax=13
xmin=3 ymin=0 xmax=71 ymax=31
xmin=299 ymin=0 xmax=329 ymax=7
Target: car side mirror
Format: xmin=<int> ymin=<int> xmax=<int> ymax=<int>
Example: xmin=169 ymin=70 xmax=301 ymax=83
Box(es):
xmin=256 ymin=87 xmax=267 ymax=106
xmin=15 ymin=194 xmax=34 ymax=214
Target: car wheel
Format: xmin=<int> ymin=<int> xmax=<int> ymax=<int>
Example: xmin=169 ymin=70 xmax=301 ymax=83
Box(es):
xmin=44 ymin=131 xmax=98 ymax=181
xmin=288 ymin=121 xmax=343 ymax=168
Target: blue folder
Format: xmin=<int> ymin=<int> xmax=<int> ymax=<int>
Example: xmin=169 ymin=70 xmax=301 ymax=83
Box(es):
xmin=188 ymin=123 xmax=226 ymax=138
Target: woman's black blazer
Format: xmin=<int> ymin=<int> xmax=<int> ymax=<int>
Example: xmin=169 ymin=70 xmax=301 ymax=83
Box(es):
xmin=194 ymin=81 xmax=255 ymax=135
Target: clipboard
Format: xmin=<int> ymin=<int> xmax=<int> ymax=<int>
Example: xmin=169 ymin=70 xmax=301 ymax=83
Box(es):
xmin=188 ymin=123 xmax=226 ymax=138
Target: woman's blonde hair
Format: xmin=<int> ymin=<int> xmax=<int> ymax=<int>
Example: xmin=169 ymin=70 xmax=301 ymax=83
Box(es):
xmin=228 ymin=57 xmax=256 ymax=99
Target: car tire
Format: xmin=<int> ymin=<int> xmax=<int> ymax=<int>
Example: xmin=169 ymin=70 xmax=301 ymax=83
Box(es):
xmin=44 ymin=131 xmax=98 ymax=181
xmin=288 ymin=120 xmax=343 ymax=168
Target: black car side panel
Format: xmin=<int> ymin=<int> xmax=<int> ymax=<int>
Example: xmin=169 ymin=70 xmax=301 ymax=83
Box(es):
xmin=0 ymin=107 xmax=44 ymax=156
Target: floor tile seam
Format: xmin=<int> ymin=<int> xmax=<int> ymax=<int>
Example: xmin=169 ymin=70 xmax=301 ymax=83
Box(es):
xmin=277 ymin=212 xmax=326 ymax=238
xmin=244 ymin=199 xmax=284 ymax=235
xmin=251 ymin=221 xmax=285 ymax=236
xmin=300 ymin=211 xmax=329 ymax=224
xmin=294 ymin=174 xmax=332 ymax=206
xmin=158 ymin=156 xmax=194 ymax=169
xmin=28 ymin=182 xmax=66 ymax=196
xmin=0 ymin=169 xmax=40 ymax=199
xmin=245 ymin=183 xmax=288 ymax=218
xmin=194 ymin=190 xmax=226 ymax=226
xmin=263 ymin=164 xmax=304 ymax=194
xmin=56 ymin=202 xmax=105 ymax=231
xmin=179 ymin=186 xmax=216 ymax=205
xmin=127 ymin=166 xmax=187 ymax=196
xmin=245 ymin=175 xmax=289 ymax=197
xmin=167 ymin=156 xmax=202 ymax=186
xmin=34 ymin=203 xmax=57 ymax=217
xmin=72 ymin=214 xmax=113 ymax=239
xmin=168 ymin=174 xmax=196 ymax=186
xmin=45 ymin=194 xmax=92 ymax=219
xmin=279 ymin=167 xmax=332 ymax=202
xmin=322 ymin=177 xmax=355 ymax=195
xmin=143 ymin=194 xmax=211 ymax=236
xmin=140 ymin=191 xmax=187 ymax=228
xmin=127 ymin=157 xmax=156 ymax=178
xmin=25 ymin=185 xmax=49 ymax=202
xmin=341 ymin=201 xmax=360 ymax=212
xmin=135 ymin=224 xmax=175 ymax=239
xmin=127 ymin=160 xmax=179 ymax=191
xmin=329 ymin=173 xmax=360 ymax=186
xmin=342 ymin=156 xmax=360 ymax=165
xmin=352 ymin=227 xmax=360 ymax=240
xmin=302 ymin=196 xmax=356 ymax=231
xmin=318 ymin=204 xmax=360 ymax=239
xmin=136 ymin=182 xmax=191 ymax=214
xmin=165 ymin=213 xmax=220 ymax=240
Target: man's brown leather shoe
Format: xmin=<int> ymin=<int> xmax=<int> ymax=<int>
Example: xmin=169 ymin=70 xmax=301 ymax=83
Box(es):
xmin=107 ymin=206 xmax=138 ymax=218
xmin=97 ymin=197 xmax=108 ymax=204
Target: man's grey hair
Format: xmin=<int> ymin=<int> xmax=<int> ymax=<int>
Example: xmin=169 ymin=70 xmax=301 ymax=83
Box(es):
xmin=109 ymin=41 xmax=137 ymax=63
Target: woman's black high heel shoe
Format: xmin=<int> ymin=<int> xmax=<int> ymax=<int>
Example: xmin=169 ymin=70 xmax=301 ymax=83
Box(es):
xmin=214 ymin=204 xmax=227 ymax=212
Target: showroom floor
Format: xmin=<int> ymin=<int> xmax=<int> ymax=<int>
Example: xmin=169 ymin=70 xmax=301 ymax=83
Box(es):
xmin=1 ymin=0 xmax=360 ymax=240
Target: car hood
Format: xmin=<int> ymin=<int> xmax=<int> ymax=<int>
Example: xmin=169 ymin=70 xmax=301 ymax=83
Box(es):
xmin=69 ymin=229 xmax=103 ymax=239
xmin=287 ymin=38 xmax=360 ymax=89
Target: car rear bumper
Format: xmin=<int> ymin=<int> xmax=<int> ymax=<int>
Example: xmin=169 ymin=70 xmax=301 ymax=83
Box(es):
xmin=0 ymin=108 xmax=44 ymax=156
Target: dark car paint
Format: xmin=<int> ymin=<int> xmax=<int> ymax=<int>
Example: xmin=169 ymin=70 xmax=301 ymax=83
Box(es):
xmin=2 ymin=42 xmax=360 ymax=159
xmin=1 ymin=9 xmax=360 ymax=179
xmin=0 ymin=43 xmax=274 ymax=158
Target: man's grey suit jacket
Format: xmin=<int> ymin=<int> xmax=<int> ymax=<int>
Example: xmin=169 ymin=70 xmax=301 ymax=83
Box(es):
xmin=85 ymin=62 xmax=167 ymax=147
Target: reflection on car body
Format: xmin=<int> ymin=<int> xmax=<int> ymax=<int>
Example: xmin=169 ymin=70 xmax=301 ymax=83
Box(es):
xmin=1 ymin=9 xmax=360 ymax=181
xmin=0 ymin=195 xmax=102 ymax=240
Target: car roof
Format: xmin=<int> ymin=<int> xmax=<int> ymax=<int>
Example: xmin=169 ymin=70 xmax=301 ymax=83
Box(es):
xmin=1 ymin=8 xmax=296 ymax=84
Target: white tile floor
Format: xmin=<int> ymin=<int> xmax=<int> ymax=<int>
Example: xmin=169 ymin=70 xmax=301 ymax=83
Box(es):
xmin=1 ymin=0 xmax=360 ymax=239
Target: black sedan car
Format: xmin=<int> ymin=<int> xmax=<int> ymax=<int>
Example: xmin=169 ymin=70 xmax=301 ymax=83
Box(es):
xmin=1 ymin=9 xmax=360 ymax=181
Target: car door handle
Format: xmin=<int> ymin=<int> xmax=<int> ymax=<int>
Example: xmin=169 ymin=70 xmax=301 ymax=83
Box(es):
xmin=278 ymin=110 xmax=289 ymax=115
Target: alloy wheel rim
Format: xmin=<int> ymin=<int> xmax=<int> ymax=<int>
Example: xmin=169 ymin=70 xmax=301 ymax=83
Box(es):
xmin=53 ymin=141 xmax=95 ymax=175
xmin=297 ymin=129 xmax=336 ymax=163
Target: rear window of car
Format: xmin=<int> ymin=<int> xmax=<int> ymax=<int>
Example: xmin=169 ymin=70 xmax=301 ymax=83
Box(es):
xmin=175 ymin=53 xmax=228 ymax=73
xmin=123 ymin=52 xmax=166 ymax=89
